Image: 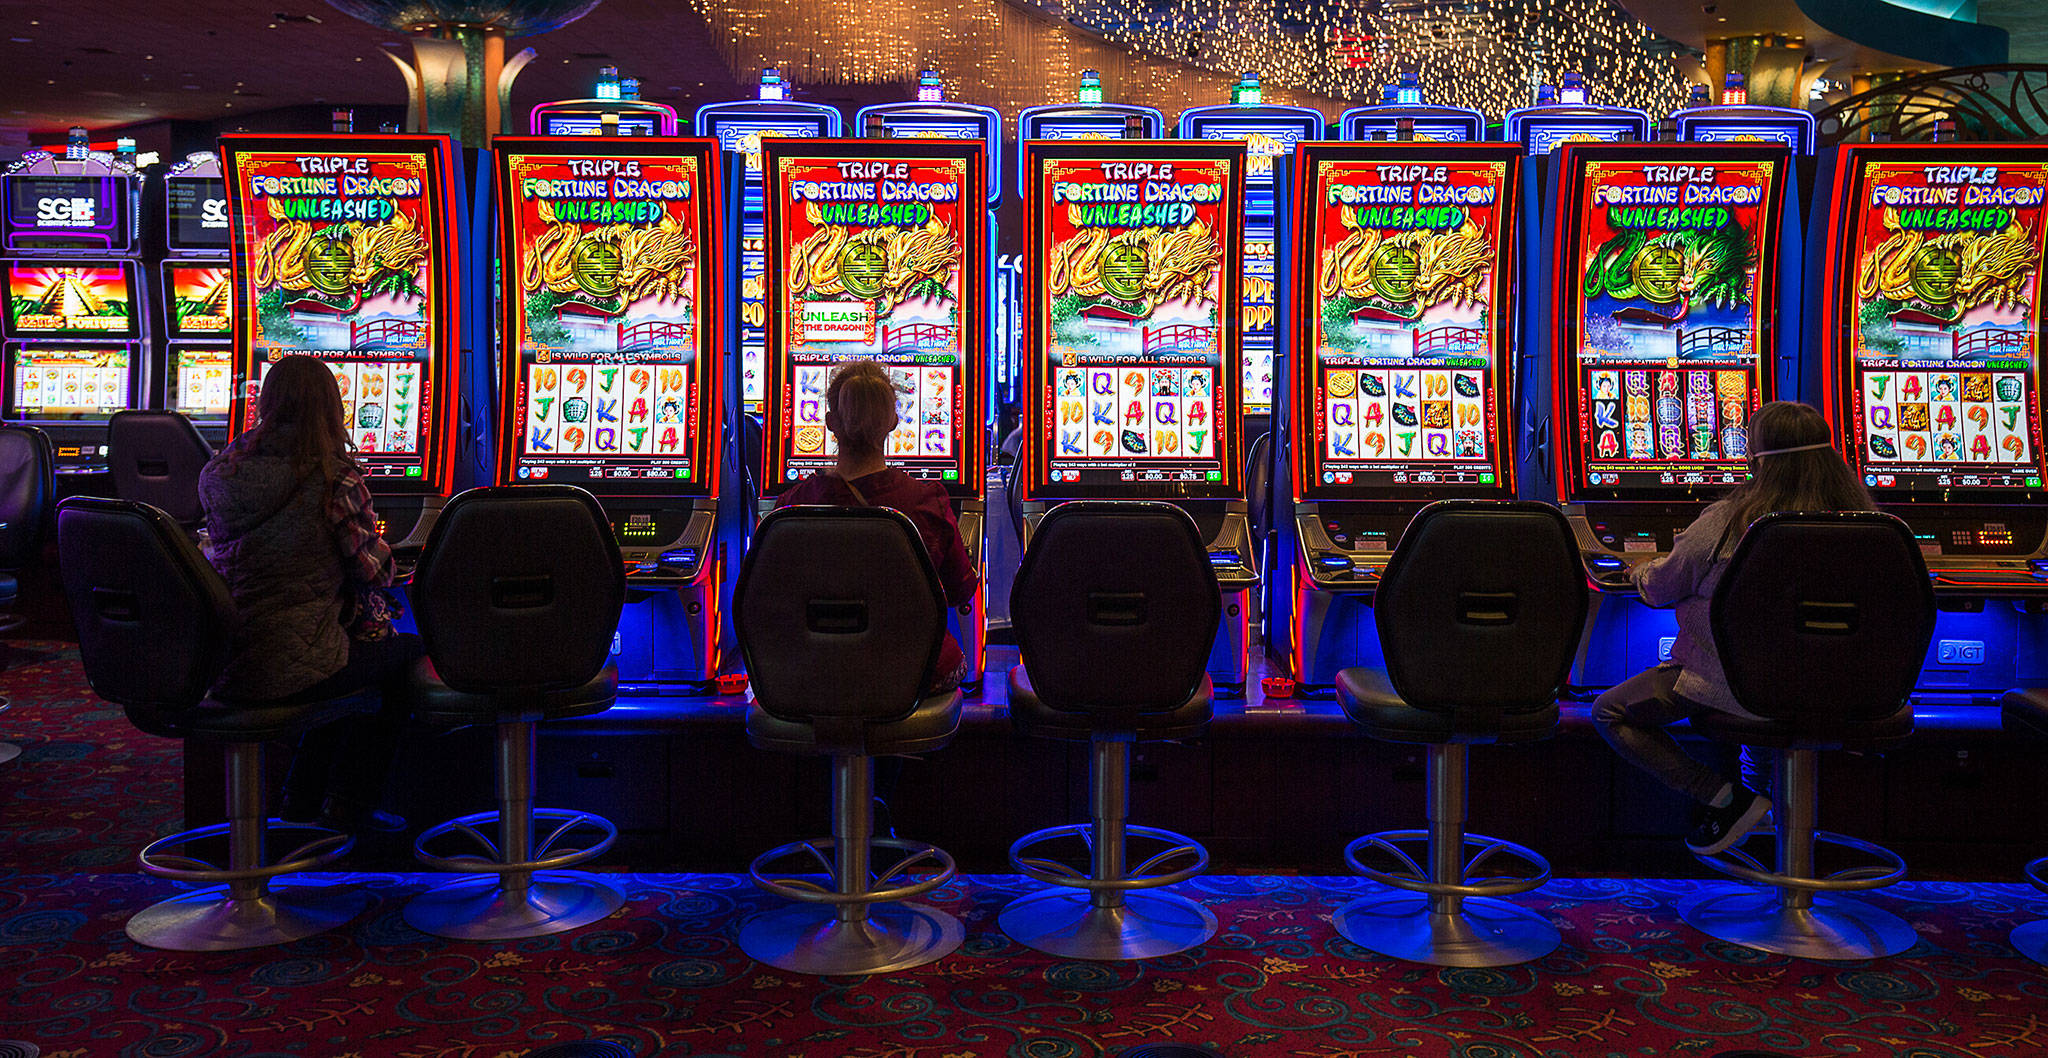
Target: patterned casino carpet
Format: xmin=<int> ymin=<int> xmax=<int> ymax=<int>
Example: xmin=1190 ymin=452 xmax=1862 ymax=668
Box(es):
xmin=1 ymin=642 xmax=2046 ymax=1057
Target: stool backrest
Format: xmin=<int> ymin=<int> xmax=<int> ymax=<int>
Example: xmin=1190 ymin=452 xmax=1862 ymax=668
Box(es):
xmin=1011 ymin=500 xmax=1220 ymax=714
xmin=1374 ymin=500 xmax=1587 ymax=713
xmin=412 ymin=485 xmax=624 ymax=694
xmin=0 ymin=425 xmax=52 ymax=570
xmin=56 ymin=496 xmax=232 ymax=735
xmin=108 ymin=410 xmax=214 ymax=526
xmin=1712 ymin=510 xmax=1933 ymax=722
xmin=737 ymin=505 xmax=946 ymax=725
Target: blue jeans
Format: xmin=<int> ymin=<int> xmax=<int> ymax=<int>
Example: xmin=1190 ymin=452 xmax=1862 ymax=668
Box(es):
xmin=1592 ymin=663 xmax=1732 ymax=807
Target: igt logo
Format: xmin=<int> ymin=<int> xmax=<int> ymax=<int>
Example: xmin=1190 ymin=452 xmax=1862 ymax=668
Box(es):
xmin=36 ymin=197 xmax=96 ymax=226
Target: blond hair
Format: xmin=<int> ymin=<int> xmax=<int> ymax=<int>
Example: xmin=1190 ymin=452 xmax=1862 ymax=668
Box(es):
xmin=826 ymin=360 xmax=900 ymax=456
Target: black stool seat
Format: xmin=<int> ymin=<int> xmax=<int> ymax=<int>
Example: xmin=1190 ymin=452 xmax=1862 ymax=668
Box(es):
xmin=747 ymin=689 xmax=962 ymax=756
xmin=174 ymin=693 xmax=375 ymax=743
xmin=1008 ymin=668 xmax=1211 ymax=741
xmin=409 ymin=658 xmax=618 ymax=726
xmin=1337 ymin=668 xmax=1557 ymax=745
xmin=2004 ymin=689 xmax=2048 ymax=739
xmin=1694 ymin=702 xmax=1913 ymax=751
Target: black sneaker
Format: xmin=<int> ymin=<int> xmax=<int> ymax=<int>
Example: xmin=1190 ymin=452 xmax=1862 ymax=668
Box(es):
xmin=1687 ymin=786 xmax=1772 ymax=856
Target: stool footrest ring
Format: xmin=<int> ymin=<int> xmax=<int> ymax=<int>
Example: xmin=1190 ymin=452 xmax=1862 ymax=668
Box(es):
xmin=749 ymin=836 xmax=957 ymax=907
xmin=1343 ymin=829 xmax=1552 ymax=900
xmin=1691 ymin=826 xmax=1908 ymax=892
xmin=413 ymin=808 xmax=618 ymax=875
xmin=2025 ymin=855 xmax=2048 ymax=895
xmin=137 ymin=820 xmax=354 ymax=885
xmin=1006 ymin=822 xmax=1209 ymax=892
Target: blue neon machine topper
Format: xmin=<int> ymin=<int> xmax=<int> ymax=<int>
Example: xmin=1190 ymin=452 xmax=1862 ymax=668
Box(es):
xmin=1016 ymin=69 xmax=1166 ymax=181
xmin=1504 ymin=72 xmax=1652 ymax=156
xmin=530 ymin=66 xmax=680 ymax=137
xmin=1672 ymin=75 xmax=1817 ymax=156
xmin=1340 ymin=73 xmax=1488 ymax=144
xmin=694 ymin=69 xmax=843 ymax=412
xmin=1178 ymin=73 xmax=1325 ymax=415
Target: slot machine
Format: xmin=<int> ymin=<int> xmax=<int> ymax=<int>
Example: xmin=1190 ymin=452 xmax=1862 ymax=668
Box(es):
xmin=693 ymin=69 xmax=843 ymax=420
xmin=1017 ymin=70 xmax=1167 ymax=176
xmin=759 ymin=138 xmax=990 ymax=683
xmin=1019 ymin=139 xmax=1257 ymax=688
xmin=1272 ymin=142 xmax=1526 ymax=686
xmin=150 ymin=152 xmax=233 ymax=444
xmin=1178 ymin=73 xmax=1325 ymax=432
xmin=1672 ymin=75 xmax=1817 ymax=156
xmin=1340 ymin=73 xmax=1488 ymax=143
xmin=529 ymin=66 xmax=681 ymax=136
xmin=220 ymin=133 xmax=467 ymax=549
xmin=494 ymin=136 xmax=730 ymax=689
xmin=1813 ymin=141 xmax=2048 ymax=697
xmin=1 ymin=130 xmax=148 ymax=476
xmin=1541 ymin=141 xmax=1798 ymax=687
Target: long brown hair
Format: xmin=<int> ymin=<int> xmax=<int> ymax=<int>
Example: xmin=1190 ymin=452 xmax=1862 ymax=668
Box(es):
xmin=825 ymin=360 xmax=902 ymax=457
xmin=233 ymin=355 xmax=354 ymax=489
xmin=1716 ymin=401 xmax=1874 ymax=554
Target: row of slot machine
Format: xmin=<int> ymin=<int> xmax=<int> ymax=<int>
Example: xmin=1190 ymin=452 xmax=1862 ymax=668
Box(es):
xmin=2 ymin=69 xmax=2042 ymax=705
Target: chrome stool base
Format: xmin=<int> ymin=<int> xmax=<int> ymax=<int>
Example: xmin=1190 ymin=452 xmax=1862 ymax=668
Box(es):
xmin=126 ymin=881 xmax=369 ymax=951
xmin=740 ymin=901 xmax=963 ymax=975
xmin=2011 ymin=919 xmax=2048 ymax=966
xmin=404 ymin=872 xmax=624 ymax=941
xmin=1333 ymin=892 xmax=1559 ymax=967
xmin=1680 ymin=886 xmax=1917 ymax=960
xmin=1000 ymin=888 xmax=1216 ymax=960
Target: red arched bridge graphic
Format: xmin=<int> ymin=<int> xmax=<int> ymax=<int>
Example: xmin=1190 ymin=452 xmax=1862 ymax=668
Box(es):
xmin=619 ymin=320 xmax=693 ymax=350
xmin=1413 ymin=326 xmax=1486 ymax=358
xmin=1888 ymin=322 xmax=2030 ymax=361
xmin=350 ymin=317 xmax=424 ymax=349
xmin=1142 ymin=325 xmax=1216 ymax=356
xmin=1955 ymin=328 xmax=2030 ymax=359
xmin=881 ymin=324 xmax=955 ymax=353
xmin=1676 ymin=326 xmax=1748 ymax=359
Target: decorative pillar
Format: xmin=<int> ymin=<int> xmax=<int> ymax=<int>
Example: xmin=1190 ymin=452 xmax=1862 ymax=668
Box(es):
xmin=1705 ymin=34 xmax=1811 ymax=108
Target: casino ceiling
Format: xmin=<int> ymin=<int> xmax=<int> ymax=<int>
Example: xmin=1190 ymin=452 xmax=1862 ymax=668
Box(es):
xmin=2 ymin=0 xmax=2046 ymax=144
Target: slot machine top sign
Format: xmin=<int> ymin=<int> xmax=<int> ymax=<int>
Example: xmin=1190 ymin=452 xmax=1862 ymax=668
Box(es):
xmin=1826 ymin=145 xmax=2048 ymax=500
xmin=1553 ymin=144 xmax=1788 ymax=500
xmin=1291 ymin=144 xmax=1522 ymax=501
xmin=762 ymin=140 xmax=987 ymax=499
xmin=495 ymin=138 xmax=725 ymax=497
xmin=221 ymin=134 xmax=461 ymax=494
xmin=1023 ymin=141 xmax=1246 ymax=500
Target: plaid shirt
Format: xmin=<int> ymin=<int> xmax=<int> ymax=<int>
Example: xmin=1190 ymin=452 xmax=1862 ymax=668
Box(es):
xmin=327 ymin=465 xmax=394 ymax=587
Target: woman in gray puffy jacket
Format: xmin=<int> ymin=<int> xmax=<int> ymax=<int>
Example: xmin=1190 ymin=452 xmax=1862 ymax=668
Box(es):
xmin=199 ymin=355 xmax=420 ymax=833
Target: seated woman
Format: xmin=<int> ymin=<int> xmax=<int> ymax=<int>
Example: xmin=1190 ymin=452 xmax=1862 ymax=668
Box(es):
xmin=1593 ymin=400 xmax=1875 ymax=856
xmin=776 ymin=359 xmax=979 ymax=693
xmin=198 ymin=355 xmax=421 ymax=833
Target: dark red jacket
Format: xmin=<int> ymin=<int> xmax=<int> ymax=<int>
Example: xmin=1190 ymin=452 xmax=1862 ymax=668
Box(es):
xmin=776 ymin=468 xmax=979 ymax=684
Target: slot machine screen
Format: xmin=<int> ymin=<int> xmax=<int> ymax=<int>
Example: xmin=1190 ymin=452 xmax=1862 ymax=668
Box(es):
xmin=1826 ymin=146 xmax=2048 ymax=500
xmin=496 ymin=140 xmax=724 ymax=496
xmin=2 ymin=259 xmax=140 ymax=340
xmin=1023 ymin=142 xmax=1245 ymax=499
xmin=762 ymin=141 xmax=986 ymax=498
xmin=165 ymin=174 xmax=231 ymax=252
xmin=161 ymin=262 xmax=231 ymax=339
xmin=167 ymin=346 xmax=233 ymax=418
xmin=224 ymin=137 xmax=458 ymax=489
xmin=5 ymin=344 xmax=134 ymax=420
xmin=1555 ymin=145 xmax=1787 ymax=499
xmin=1293 ymin=146 xmax=1521 ymax=500
xmin=2 ymin=175 xmax=132 ymax=252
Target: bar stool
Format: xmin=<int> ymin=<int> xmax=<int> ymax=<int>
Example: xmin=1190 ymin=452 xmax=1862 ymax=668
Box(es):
xmin=0 ymin=425 xmax=51 ymax=765
xmin=1003 ymin=500 xmax=1221 ymax=960
xmin=1680 ymin=511 xmax=1934 ymax=960
xmin=1999 ymin=688 xmax=2048 ymax=965
xmin=404 ymin=486 xmax=626 ymax=941
xmin=735 ymin=505 xmax=965 ymax=975
xmin=108 ymin=409 xmax=214 ymax=530
xmin=1332 ymin=500 xmax=1587 ymax=967
xmin=57 ymin=496 xmax=371 ymax=950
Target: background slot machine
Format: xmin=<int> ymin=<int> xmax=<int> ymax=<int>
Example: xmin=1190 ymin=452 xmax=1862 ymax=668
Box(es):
xmin=1272 ymin=142 xmax=1525 ymax=687
xmin=1672 ymin=75 xmax=1817 ymax=157
xmin=1 ymin=130 xmax=148 ymax=476
xmin=693 ymin=69 xmax=843 ymax=425
xmin=220 ymin=133 xmax=466 ymax=549
xmin=495 ymin=137 xmax=729 ymax=690
xmin=1340 ymin=74 xmax=1488 ymax=144
xmin=529 ymin=66 xmax=680 ymax=136
xmin=150 ymin=152 xmax=233 ymax=445
xmin=760 ymin=139 xmax=989 ymax=683
xmin=1177 ymin=73 xmax=1325 ymax=432
xmin=1544 ymin=142 xmax=1796 ymax=688
xmin=1019 ymin=139 xmax=1255 ymax=687
xmin=1814 ymin=141 xmax=2048 ymax=697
